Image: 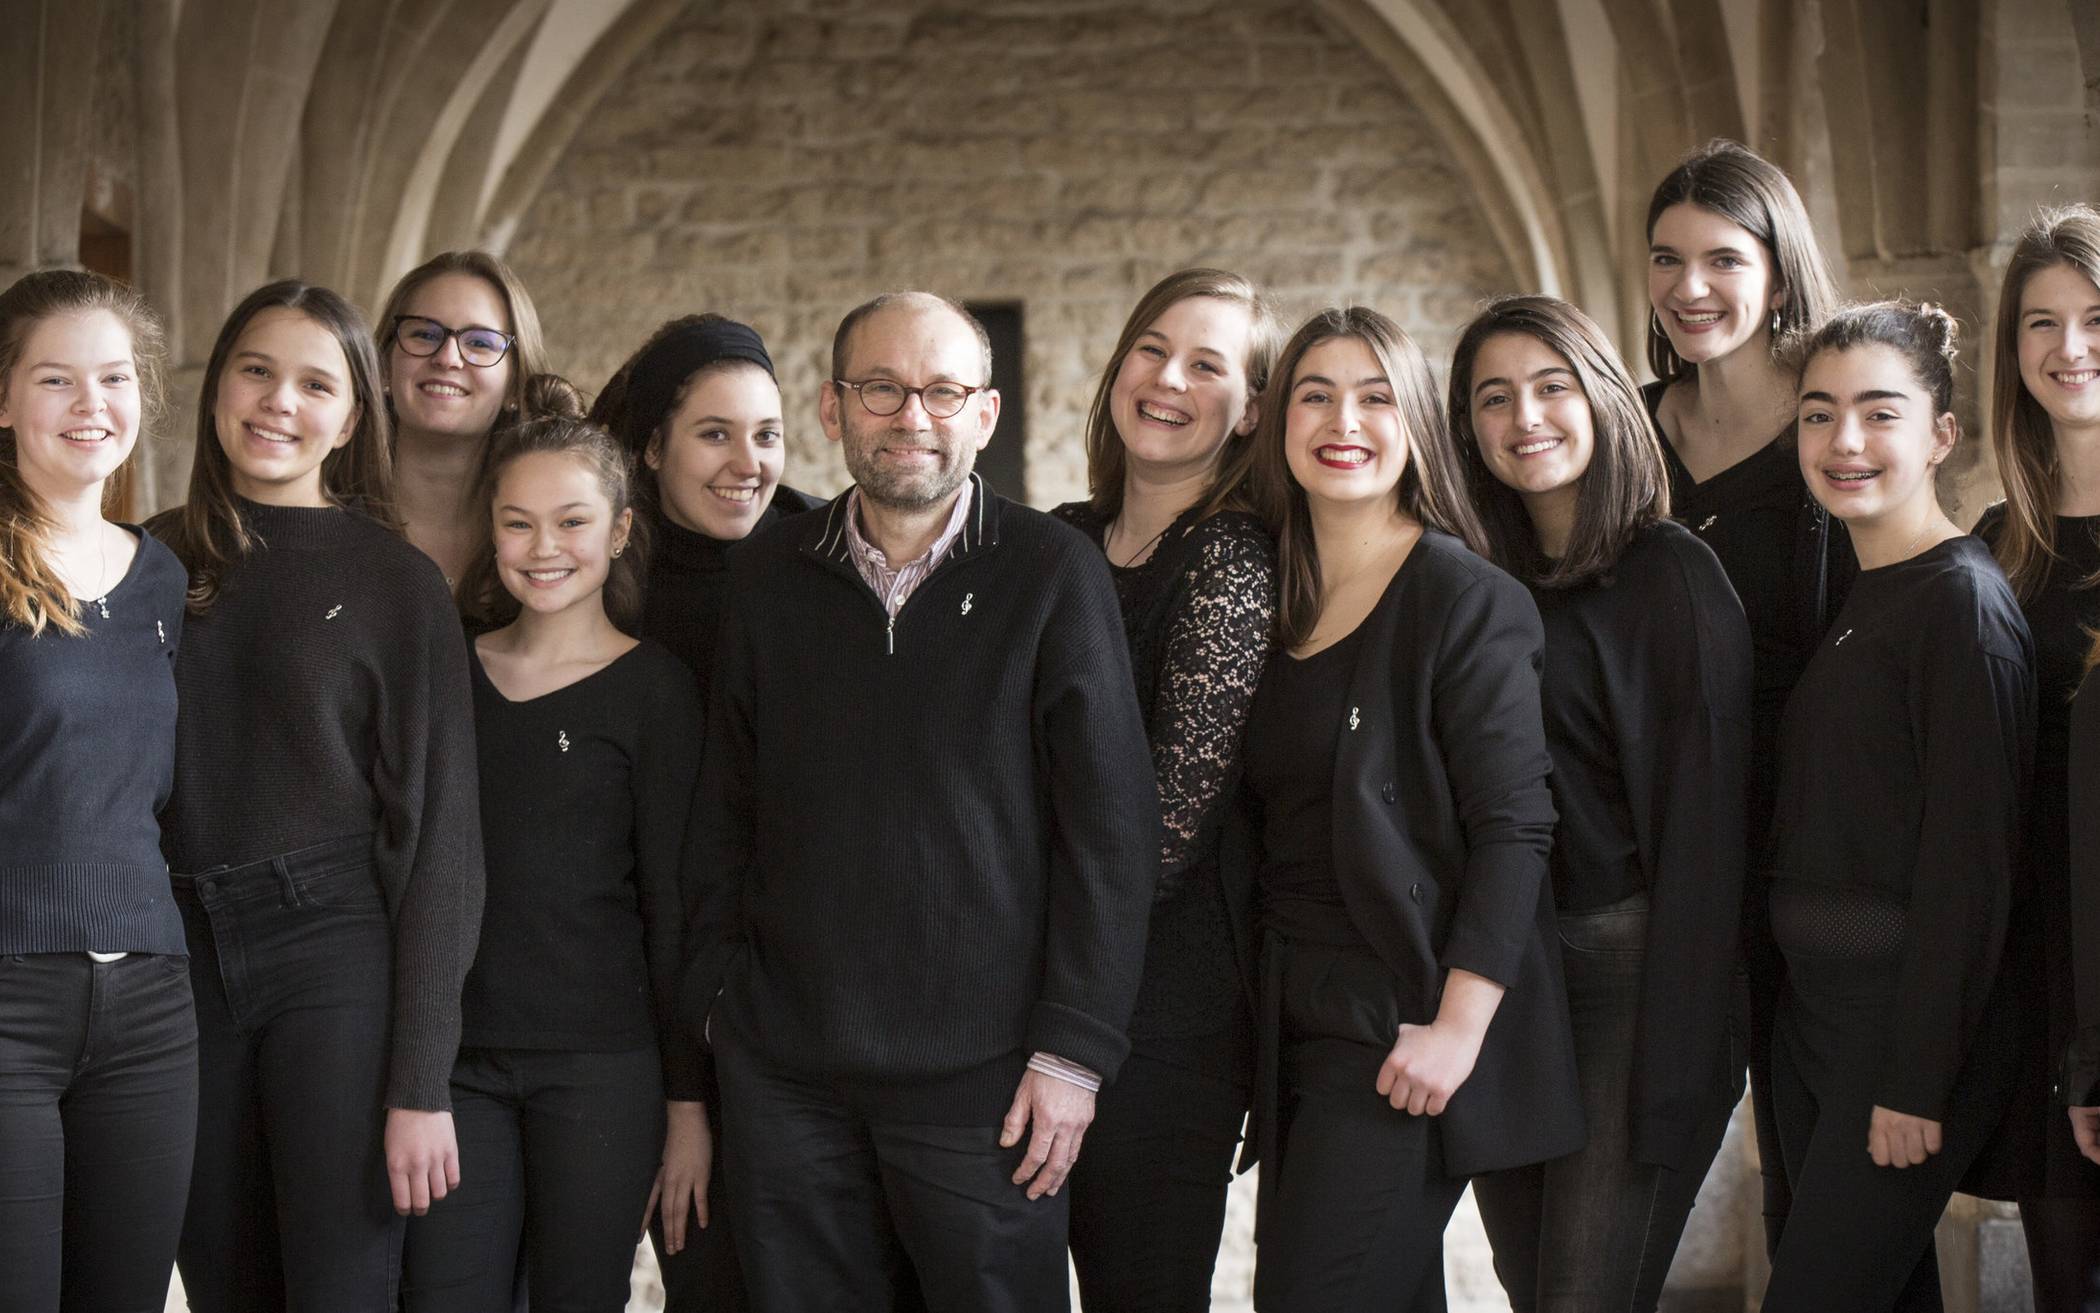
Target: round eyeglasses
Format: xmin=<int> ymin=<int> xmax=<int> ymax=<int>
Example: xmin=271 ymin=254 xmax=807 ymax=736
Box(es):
xmin=834 ymin=378 xmax=988 ymax=419
xmin=391 ymin=315 xmax=516 ymax=369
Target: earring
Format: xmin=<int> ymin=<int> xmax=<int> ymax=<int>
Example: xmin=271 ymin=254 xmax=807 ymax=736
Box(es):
xmin=612 ymin=545 xmax=624 ymax=559
xmin=1770 ymin=308 xmax=1782 ymax=336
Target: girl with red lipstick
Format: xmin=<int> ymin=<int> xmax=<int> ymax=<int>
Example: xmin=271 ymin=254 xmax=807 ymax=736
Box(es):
xmin=1050 ymin=268 xmax=1280 ymax=1312
xmin=1450 ymin=295 xmax=1751 ymax=1312
xmin=1640 ymin=139 xmax=1850 ymax=1254
xmin=148 ymin=281 xmax=485 ymax=1310
xmin=1973 ymin=204 xmax=2100 ymax=1310
xmin=378 ymin=251 xmax=555 ymax=588
xmin=1761 ymin=303 xmax=2034 ymax=1312
xmin=404 ymin=411 xmax=707 ymax=1312
xmin=0 ymin=270 xmax=196 ymax=1312
xmin=1237 ymin=307 xmax=1580 ymax=1311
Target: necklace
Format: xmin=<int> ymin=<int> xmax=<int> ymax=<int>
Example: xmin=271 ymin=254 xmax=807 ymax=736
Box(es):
xmin=1108 ymin=516 xmax=1173 ymax=569
xmin=1895 ymin=517 xmax=1941 ymax=562
xmin=69 ymin=522 xmax=112 ymax=618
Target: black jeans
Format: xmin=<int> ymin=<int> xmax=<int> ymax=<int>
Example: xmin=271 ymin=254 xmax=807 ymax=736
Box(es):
xmin=715 ymin=1028 xmax=1064 ymax=1313
xmin=1473 ymin=897 xmax=1736 ymax=1312
xmin=1065 ymin=1043 xmax=1248 ymax=1312
xmin=173 ymin=836 xmax=401 ymax=1313
xmin=0 ymin=951 xmax=197 ymax=1313
xmin=1254 ymin=939 xmax=1467 ymax=1313
xmin=1762 ymin=896 xmax=2017 ymax=1312
xmin=402 ymin=1046 xmax=664 ymax=1312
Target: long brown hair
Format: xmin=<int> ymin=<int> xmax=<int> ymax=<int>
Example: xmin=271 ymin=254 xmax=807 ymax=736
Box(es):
xmin=1987 ymin=204 xmax=2100 ymax=602
xmin=454 ymin=403 xmax=649 ymax=635
xmin=1246 ymin=307 xmax=1486 ymax=648
xmin=375 ymin=250 xmax=550 ymax=431
xmin=1080 ymin=268 xmax=1281 ymax=520
xmin=0 ymin=269 xmax=167 ymax=636
xmin=1645 ymin=140 xmax=1839 ymax=385
xmin=1450 ymin=296 xmax=1669 ymax=588
xmin=149 ymin=281 xmax=397 ymax=613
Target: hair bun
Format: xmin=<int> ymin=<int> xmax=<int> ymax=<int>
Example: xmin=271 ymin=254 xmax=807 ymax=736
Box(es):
xmin=1917 ymin=302 xmax=1960 ymax=362
xmin=523 ymin=372 xmax=586 ymax=421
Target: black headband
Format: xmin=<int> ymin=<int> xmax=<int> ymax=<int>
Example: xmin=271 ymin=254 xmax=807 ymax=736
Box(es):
xmin=626 ymin=318 xmax=776 ymax=439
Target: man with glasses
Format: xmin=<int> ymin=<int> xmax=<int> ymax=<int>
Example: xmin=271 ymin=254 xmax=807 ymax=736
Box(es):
xmin=679 ymin=291 xmax=1157 ymax=1310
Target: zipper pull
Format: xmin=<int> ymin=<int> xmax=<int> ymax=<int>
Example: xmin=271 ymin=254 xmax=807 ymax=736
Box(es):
xmin=886 ymin=615 xmax=895 ymax=655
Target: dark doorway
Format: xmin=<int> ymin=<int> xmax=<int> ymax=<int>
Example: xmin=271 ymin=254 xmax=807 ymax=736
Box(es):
xmin=967 ymin=302 xmax=1027 ymax=502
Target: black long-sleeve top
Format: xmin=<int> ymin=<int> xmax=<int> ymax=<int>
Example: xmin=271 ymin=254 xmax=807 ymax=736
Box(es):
xmin=1643 ymin=382 xmax=1856 ymax=852
xmin=640 ymin=485 xmax=822 ymax=688
xmin=151 ymin=500 xmax=486 ymax=1112
xmin=1051 ymin=502 xmax=1277 ymax=1043
xmin=463 ymin=639 xmax=703 ymax=1099
xmin=1769 ymin=535 xmax=2035 ymax=1121
xmin=677 ymin=477 xmax=1159 ymax=1122
xmin=1532 ymin=520 xmax=1752 ymax=1167
xmin=2066 ymin=666 xmax=2100 ymax=1104
xmin=1 ymin=530 xmax=187 ymax=955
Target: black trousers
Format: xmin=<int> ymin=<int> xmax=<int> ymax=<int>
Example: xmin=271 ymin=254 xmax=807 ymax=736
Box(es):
xmin=1740 ymin=876 xmax=1794 ymax=1258
xmin=173 ymin=836 xmax=403 ymax=1313
xmin=0 ymin=951 xmax=198 ymax=1313
xmin=1762 ymin=948 xmax=2017 ymax=1311
xmin=1474 ymin=897 xmax=1737 ymax=1312
xmin=714 ymin=1029 xmax=1065 ymax=1313
xmin=649 ymin=1094 xmax=746 ymax=1312
xmin=402 ymin=1046 xmax=664 ymax=1312
xmin=1065 ymin=1042 xmax=1248 ymax=1312
xmin=1254 ymin=939 xmax=1466 ymax=1313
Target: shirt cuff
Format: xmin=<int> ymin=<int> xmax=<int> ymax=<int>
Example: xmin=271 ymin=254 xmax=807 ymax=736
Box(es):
xmin=1027 ymin=1051 xmax=1102 ymax=1093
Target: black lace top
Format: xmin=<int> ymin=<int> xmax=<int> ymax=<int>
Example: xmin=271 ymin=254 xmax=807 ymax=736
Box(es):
xmin=1053 ymin=501 xmax=1277 ymax=1049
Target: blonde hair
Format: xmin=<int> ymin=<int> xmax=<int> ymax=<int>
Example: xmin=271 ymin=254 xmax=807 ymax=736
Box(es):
xmin=0 ymin=269 xmax=166 ymax=636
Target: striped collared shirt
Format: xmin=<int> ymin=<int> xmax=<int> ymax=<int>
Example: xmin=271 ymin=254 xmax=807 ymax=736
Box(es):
xmin=841 ymin=480 xmax=975 ymax=617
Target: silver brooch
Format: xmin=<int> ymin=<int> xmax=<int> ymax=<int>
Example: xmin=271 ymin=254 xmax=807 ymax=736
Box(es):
xmin=156 ymin=620 xmax=166 ymax=644
xmin=1835 ymin=629 xmax=1853 ymax=646
xmin=1348 ymin=706 xmax=1361 ymax=731
xmin=324 ymin=604 xmax=343 ymax=620
xmin=960 ymin=592 xmax=974 ymax=615
xmin=557 ymin=731 xmax=571 ymax=753
xmin=1697 ymin=515 xmax=1718 ymax=532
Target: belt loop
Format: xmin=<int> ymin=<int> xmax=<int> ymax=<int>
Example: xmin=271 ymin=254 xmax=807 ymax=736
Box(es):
xmin=273 ymin=855 xmax=302 ymax=908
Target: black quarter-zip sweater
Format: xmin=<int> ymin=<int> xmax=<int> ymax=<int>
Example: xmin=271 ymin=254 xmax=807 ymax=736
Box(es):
xmin=678 ymin=477 xmax=1160 ymax=1123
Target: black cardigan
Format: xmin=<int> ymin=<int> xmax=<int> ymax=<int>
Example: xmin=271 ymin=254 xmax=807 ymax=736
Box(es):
xmin=677 ymin=476 xmax=1159 ymax=1122
xmin=1225 ymin=530 xmax=1583 ymax=1176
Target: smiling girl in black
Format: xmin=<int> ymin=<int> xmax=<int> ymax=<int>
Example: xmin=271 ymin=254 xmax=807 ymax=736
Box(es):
xmin=1640 ymin=141 xmax=1852 ymax=1254
xmin=1452 ymin=296 xmax=1752 ymax=1312
xmin=1761 ymin=303 xmax=2035 ymax=1312
xmin=402 ymin=412 xmax=706 ymax=1312
xmin=1238 ymin=307 xmax=1579 ymax=1312
xmin=149 ymin=281 xmax=484 ymax=1311
xmin=1971 ymin=206 xmax=2100 ymax=1310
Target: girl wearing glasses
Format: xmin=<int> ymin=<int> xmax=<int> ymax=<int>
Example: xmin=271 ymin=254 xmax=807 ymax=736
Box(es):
xmin=148 ymin=281 xmax=484 ymax=1309
xmin=1049 ymin=268 xmax=1280 ymax=1312
xmin=0 ymin=270 xmax=194 ymax=1312
xmin=377 ymin=250 xmax=555 ymax=588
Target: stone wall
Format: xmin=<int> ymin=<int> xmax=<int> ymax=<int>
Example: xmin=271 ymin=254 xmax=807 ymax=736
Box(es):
xmin=506 ymin=0 xmax=1515 ymax=508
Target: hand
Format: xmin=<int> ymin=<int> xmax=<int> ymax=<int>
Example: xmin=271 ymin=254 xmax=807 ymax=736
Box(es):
xmin=1867 ymin=1105 xmax=1943 ymax=1167
xmin=2069 ymin=1106 xmax=2100 ymax=1167
xmin=386 ymin=1109 xmax=461 ymax=1215
xmin=999 ymin=1069 xmax=1095 ymax=1200
xmin=1377 ymin=1018 xmax=1486 ymax=1116
xmin=643 ymin=1100 xmax=712 ymax=1253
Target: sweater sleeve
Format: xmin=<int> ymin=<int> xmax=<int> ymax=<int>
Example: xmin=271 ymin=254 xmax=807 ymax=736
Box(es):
xmin=634 ymin=654 xmax=706 ymax=1102
xmin=1619 ymin=552 xmax=1753 ymax=1167
xmin=372 ymin=574 xmax=487 ymax=1111
xmin=677 ymin=570 xmax=759 ymax=1078
xmin=1149 ymin=524 xmax=1276 ymax=895
xmin=1878 ymin=625 xmax=2033 ymax=1120
xmin=1024 ymin=548 xmax=1161 ymax=1082
xmin=1432 ymin=571 xmax=1558 ymax=989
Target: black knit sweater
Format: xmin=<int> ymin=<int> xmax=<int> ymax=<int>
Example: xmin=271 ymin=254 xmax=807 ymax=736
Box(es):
xmin=1 ymin=530 xmax=187 ymax=955
xmin=679 ymin=477 xmax=1159 ymax=1122
xmin=151 ymin=499 xmax=485 ymax=1111
xmin=640 ymin=486 xmax=822 ymax=688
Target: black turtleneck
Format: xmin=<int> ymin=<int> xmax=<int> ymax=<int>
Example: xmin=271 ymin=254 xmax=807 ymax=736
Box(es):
xmin=641 ymin=486 xmax=821 ymax=690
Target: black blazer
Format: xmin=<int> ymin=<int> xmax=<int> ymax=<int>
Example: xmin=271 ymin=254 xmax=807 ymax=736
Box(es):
xmin=1225 ymin=530 xmax=1585 ymax=1177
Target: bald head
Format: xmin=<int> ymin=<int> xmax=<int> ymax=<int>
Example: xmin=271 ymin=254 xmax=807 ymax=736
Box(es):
xmin=830 ymin=291 xmax=992 ymax=386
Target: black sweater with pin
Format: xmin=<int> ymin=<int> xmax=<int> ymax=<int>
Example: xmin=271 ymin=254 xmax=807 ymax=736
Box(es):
xmin=1530 ymin=520 xmax=1753 ymax=1166
xmin=464 ymin=639 xmax=705 ymax=1099
xmin=1 ymin=530 xmax=187 ymax=955
xmin=678 ymin=477 xmax=1159 ymax=1122
xmin=150 ymin=499 xmax=485 ymax=1112
xmin=640 ymin=486 xmax=822 ymax=689
xmin=1769 ymin=535 xmax=2034 ymax=1120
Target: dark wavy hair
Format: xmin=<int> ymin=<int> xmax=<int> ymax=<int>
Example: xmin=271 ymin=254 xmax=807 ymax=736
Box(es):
xmin=1450 ymin=296 xmax=1670 ymax=588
